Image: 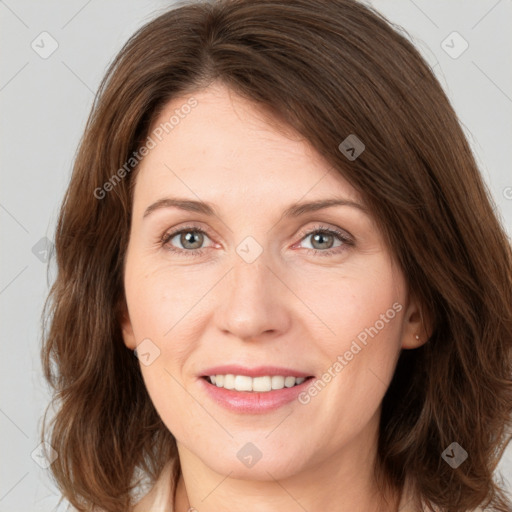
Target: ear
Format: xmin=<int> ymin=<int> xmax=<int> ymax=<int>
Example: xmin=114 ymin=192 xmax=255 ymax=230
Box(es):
xmin=117 ymin=297 xmax=137 ymax=350
xmin=400 ymin=292 xmax=433 ymax=350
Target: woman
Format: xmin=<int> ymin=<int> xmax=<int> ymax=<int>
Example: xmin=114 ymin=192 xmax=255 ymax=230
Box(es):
xmin=40 ymin=0 xmax=512 ymax=511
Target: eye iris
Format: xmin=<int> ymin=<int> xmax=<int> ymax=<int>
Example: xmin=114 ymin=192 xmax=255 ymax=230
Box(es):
xmin=311 ymin=232 xmax=334 ymax=250
xmin=181 ymin=231 xmax=203 ymax=249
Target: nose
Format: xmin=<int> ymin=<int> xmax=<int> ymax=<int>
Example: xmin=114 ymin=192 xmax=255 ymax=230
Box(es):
xmin=214 ymin=256 xmax=292 ymax=342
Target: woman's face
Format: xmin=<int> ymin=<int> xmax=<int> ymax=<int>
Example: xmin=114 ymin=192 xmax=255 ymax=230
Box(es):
xmin=121 ymin=83 xmax=424 ymax=481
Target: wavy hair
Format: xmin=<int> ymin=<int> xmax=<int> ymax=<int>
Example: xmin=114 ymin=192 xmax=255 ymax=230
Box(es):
xmin=41 ymin=0 xmax=512 ymax=510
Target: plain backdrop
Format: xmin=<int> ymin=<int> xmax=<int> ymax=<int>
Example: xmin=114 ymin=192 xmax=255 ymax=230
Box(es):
xmin=1 ymin=1 xmax=511 ymax=510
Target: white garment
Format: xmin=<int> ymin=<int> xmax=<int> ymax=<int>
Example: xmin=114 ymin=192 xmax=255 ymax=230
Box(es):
xmin=132 ymin=459 xmax=176 ymax=512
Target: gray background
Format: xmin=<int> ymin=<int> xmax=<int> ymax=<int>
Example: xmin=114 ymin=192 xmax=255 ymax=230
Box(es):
xmin=1 ymin=1 xmax=511 ymax=510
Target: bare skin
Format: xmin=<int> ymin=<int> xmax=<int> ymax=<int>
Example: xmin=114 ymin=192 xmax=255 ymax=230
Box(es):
xmin=121 ymin=82 xmax=427 ymax=512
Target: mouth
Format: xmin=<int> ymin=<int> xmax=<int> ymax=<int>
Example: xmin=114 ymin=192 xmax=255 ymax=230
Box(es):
xmin=201 ymin=374 xmax=315 ymax=392
xmin=197 ymin=365 xmax=316 ymax=413
xmin=199 ymin=372 xmax=316 ymax=414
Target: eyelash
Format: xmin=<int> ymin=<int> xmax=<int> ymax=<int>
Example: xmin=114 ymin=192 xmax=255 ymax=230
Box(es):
xmin=160 ymin=223 xmax=353 ymax=258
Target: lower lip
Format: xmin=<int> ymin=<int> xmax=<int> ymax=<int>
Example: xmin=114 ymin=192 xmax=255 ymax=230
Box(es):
xmin=199 ymin=376 xmax=315 ymax=414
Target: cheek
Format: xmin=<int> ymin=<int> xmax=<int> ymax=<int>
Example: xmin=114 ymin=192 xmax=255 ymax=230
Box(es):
xmin=125 ymin=266 xmax=198 ymax=428
xmin=292 ymin=256 xmax=404 ymax=355
xmin=302 ymin=258 xmax=404 ymax=424
xmin=124 ymin=262 xmax=211 ymax=376
xmin=124 ymin=260 xmax=189 ymax=337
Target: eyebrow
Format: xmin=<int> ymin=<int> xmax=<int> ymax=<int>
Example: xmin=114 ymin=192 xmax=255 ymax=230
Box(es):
xmin=143 ymin=197 xmax=368 ymax=220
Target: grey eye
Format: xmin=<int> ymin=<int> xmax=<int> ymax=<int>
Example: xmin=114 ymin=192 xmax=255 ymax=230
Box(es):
xmin=174 ymin=230 xmax=206 ymax=250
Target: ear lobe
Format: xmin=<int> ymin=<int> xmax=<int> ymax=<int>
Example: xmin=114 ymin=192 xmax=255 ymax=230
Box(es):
xmin=117 ymin=298 xmax=137 ymax=350
xmin=401 ymin=295 xmax=433 ymax=350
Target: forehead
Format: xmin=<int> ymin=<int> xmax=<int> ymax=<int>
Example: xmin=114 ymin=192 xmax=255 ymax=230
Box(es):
xmin=133 ymin=84 xmax=363 ymax=212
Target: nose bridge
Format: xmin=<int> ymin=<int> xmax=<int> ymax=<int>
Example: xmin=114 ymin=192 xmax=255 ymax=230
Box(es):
xmin=215 ymin=250 xmax=290 ymax=340
xmin=231 ymin=253 xmax=271 ymax=302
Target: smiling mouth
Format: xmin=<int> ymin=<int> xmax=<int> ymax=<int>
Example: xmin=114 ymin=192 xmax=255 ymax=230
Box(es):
xmin=202 ymin=374 xmax=315 ymax=393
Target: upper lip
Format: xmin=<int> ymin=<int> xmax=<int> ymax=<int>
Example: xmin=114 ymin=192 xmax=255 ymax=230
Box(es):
xmin=200 ymin=365 xmax=314 ymax=378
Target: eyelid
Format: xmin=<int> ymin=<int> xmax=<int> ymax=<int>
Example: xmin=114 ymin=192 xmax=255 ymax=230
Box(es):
xmin=295 ymin=223 xmax=353 ymax=244
xmin=160 ymin=222 xmax=212 ymax=243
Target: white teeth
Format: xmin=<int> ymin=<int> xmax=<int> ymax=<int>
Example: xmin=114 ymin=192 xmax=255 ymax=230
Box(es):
xmin=284 ymin=376 xmax=296 ymax=388
xmin=253 ymin=376 xmax=271 ymax=392
xmin=208 ymin=374 xmax=308 ymax=392
xmin=271 ymin=375 xmax=285 ymax=389
xmin=223 ymin=374 xmax=235 ymax=389
xmin=235 ymin=375 xmax=252 ymax=391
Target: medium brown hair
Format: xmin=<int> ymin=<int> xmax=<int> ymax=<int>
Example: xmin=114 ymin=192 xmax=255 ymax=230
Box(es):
xmin=41 ymin=0 xmax=512 ymax=510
